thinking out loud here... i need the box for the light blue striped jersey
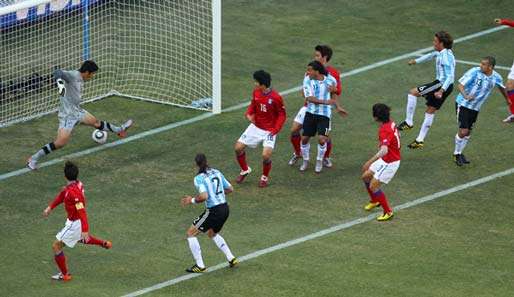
[415,48,455,91]
[303,74,336,118]
[194,168,231,208]
[456,67,505,111]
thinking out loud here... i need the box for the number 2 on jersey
[211,177,223,195]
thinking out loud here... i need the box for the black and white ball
[92,129,108,144]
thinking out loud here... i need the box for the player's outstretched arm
[413,52,436,64]
[498,86,510,105]
[45,190,65,217]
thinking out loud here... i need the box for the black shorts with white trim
[417,80,453,110]
[192,203,229,233]
[302,112,331,137]
[456,103,479,130]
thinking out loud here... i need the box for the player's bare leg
[300,135,311,172]
[399,87,420,131]
[408,106,437,149]
[234,141,251,183]
[186,225,206,273]
[314,135,328,173]
[260,147,273,187]
[207,229,238,267]
[51,240,72,281]
[27,128,71,170]
[289,122,303,166]
[81,112,133,138]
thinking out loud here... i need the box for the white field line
[413,53,511,71]
[0,25,508,182]
[121,166,514,297]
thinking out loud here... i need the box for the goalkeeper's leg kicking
[27,61,133,170]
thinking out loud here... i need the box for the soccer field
[1,1,514,296]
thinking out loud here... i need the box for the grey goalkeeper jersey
[53,69,84,118]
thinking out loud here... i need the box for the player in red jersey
[234,70,286,187]
[361,104,401,221]
[289,44,346,168]
[494,18,514,122]
[43,161,112,281]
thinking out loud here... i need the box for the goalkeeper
[27,61,133,170]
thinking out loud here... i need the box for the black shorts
[193,203,229,233]
[302,112,330,137]
[456,104,479,130]
[417,80,453,110]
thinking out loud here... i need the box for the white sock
[416,113,434,142]
[316,143,327,161]
[461,136,470,153]
[212,234,235,261]
[454,134,464,154]
[301,142,310,161]
[405,94,417,126]
[187,237,205,268]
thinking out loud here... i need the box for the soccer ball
[92,129,108,144]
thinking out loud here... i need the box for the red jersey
[378,121,401,163]
[246,88,286,134]
[49,180,89,232]
[303,65,342,106]
[326,65,342,96]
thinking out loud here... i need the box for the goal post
[0,0,222,128]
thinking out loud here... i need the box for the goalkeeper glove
[56,78,66,96]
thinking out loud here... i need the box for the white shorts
[508,61,514,80]
[294,106,308,124]
[56,219,82,248]
[58,109,87,130]
[238,123,276,149]
[369,159,400,184]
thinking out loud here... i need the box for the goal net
[0,0,221,127]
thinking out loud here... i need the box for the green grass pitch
[1,0,513,296]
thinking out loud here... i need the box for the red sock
[508,90,514,114]
[54,251,68,275]
[374,190,392,213]
[82,235,105,247]
[236,152,248,171]
[364,182,376,202]
[290,133,301,156]
[263,160,272,177]
[324,140,332,158]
